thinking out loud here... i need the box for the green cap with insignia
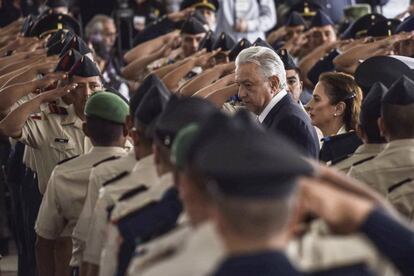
[85,91,129,124]
[171,123,200,169]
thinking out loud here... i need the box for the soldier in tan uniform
[0,55,104,194]
[333,82,388,173]
[79,75,167,276]
[35,91,130,276]
[349,76,414,218]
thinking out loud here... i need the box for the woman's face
[306,82,337,129]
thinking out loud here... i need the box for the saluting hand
[38,83,78,103]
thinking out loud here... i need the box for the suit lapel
[262,94,289,127]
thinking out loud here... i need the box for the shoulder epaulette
[57,155,79,165]
[102,171,129,187]
[352,155,375,167]
[30,114,42,120]
[118,185,148,202]
[93,156,121,167]
[331,154,351,165]
[48,104,68,115]
[388,178,413,194]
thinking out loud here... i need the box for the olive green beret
[85,91,129,124]
[171,123,200,170]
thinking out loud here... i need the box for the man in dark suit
[235,46,320,158]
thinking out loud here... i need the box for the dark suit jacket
[262,94,320,159]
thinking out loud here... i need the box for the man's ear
[268,75,280,93]
[377,117,388,141]
[82,122,89,137]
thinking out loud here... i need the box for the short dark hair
[360,118,386,144]
[86,116,124,145]
[134,121,154,149]
[382,103,414,140]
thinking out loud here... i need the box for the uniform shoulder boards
[57,155,79,165]
[352,155,375,167]
[30,113,42,120]
[118,185,148,202]
[331,154,351,165]
[388,178,413,194]
[102,171,130,187]
[93,155,121,167]
[48,104,68,115]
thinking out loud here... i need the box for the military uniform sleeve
[19,115,47,149]
[360,207,414,276]
[35,169,66,239]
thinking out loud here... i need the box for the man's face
[66,75,103,117]
[101,20,117,51]
[311,25,336,47]
[181,33,206,57]
[285,25,305,41]
[396,38,414,58]
[286,69,302,102]
[200,8,216,29]
[236,63,277,115]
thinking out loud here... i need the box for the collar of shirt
[337,125,347,135]
[354,143,386,155]
[382,139,414,153]
[258,89,287,123]
[132,154,155,171]
[61,104,83,129]
[88,146,127,156]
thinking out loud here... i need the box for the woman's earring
[333,113,337,117]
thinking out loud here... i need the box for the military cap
[252,38,274,50]
[180,0,218,11]
[212,32,236,51]
[228,38,252,61]
[85,91,129,124]
[367,19,401,38]
[154,96,218,148]
[59,35,92,57]
[130,74,161,116]
[343,4,371,22]
[277,49,298,71]
[180,16,206,35]
[396,15,414,33]
[360,82,387,127]
[285,11,307,27]
[179,110,314,198]
[198,30,217,52]
[289,1,322,20]
[341,13,386,39]
[355,56,414,95]
[21,15,35,37]
[47,39,66,56]
[45,0,68,7]
[308,49,340,85]
[310,10,334,28]
[46,29,71,48]
[68,56,101,78]
[383,76,414,105]
[29,13,81,38]
[134,78,171,128]
[54,49,82,72]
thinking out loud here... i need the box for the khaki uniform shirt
[127,215,190,276]
[333,144,386,173]
[98,172,171,274]
[72,151,136,262]
[287,220,398,275]
[35,146,127,266]
[387,178,414,221]
[19,104,92,193]
[348,139,414,197]
[138,221,224,276]
[83,155,158,265]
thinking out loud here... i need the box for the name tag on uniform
[235,0,250,14]
[54,138,69,143]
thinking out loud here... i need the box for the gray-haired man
[235,46,319,158]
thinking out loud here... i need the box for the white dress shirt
[258,90,288,123]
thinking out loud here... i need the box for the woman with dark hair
[307,72,364,163]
